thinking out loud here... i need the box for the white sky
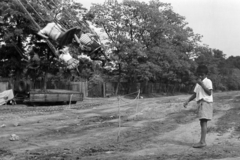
[76,0,240,57]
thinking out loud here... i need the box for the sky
[76,0,240,57]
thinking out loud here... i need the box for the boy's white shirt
[194,77,213,102]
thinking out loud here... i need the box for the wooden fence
[0,82,9,92]
[1,78,194,98]
[89,82,195,97]
[0,78,11,92]
[33,80,88,97]
[70,82,88,97]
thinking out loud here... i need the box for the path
[0,91,240,159]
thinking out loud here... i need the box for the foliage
[0,0,93,86]
[1,0,240,94]
[90,0,200,92]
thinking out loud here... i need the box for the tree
[0,0,31,78]
[0,0,93,91]
[90,0,200,94]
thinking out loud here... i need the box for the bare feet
[192,143,206,148]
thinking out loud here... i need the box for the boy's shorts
[197,100,213,121]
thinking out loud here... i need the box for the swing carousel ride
[4,0,110,104]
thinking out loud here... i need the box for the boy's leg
[193,119,207,148]
[200,119,207,144]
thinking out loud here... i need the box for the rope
[117,90,140,141]
[49,0,77,25]
[117,96,121,142]
[37,0,56,20]
[0,90,142,143]
[68,94,73,109]
[118,90,140,104]
[16,0,58,57]
[135,90,140,119]
[0,100,108,116]
[82,90,140,106]
[39,0,69,31]
[121,91,139,97]
[48,0,110,61]
[25,0,45,22]
[50,0,89,30]
[17,0,41,30]
[0,90,142,127]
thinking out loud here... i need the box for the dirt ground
[1,91,240,160]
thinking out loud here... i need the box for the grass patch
[215,102,240,134]
[167,109,197,124]
[0,148,12,157]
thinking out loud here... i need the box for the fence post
[103,82,106,97]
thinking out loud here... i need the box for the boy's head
[196,64,208,80]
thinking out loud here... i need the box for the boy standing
[183,64,213,148]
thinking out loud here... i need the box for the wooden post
[135,89,140,120]
[103,82,106,98]
[117,96,121,142]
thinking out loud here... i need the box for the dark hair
[196,64,209,75]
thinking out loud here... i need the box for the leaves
[1,0,239,93]
[89,0,200,86]
[0,0,90,81]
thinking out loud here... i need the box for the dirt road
[1,91,240,160]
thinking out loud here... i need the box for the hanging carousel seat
[38,22,81,47]
[0,89,15,105]
[58,27,82,47]
[77,33,103,55]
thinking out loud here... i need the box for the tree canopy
[90,0,200,86]
[0,0,240,93]
[0,0,93,83]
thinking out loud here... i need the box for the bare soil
[1,91,240,160]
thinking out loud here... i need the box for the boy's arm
[183,93,196,108]
[196,79,212,96]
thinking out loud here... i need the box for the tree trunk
[143,80,149,94]
[43,72,47,92]
[172,84,176,94]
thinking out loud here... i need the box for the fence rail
[1,78,194,98]
[33,80,88,97]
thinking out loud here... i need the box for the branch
[101,23,116,44]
